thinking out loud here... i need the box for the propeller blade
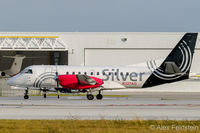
[55,71,59,88]
[57,79,59,88]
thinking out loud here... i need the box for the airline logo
[152,40,192,80]
[102,69,145,81]
[142,33,197,88]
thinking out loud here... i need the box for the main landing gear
[96,90,103,100]
[86,90,103,100]
[87,94,94,100]
[24,88,29,99]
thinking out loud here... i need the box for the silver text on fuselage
[102,69,145,81]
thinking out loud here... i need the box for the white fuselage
[7,60,162,90]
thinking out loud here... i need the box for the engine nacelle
[1,72,6,76]
[58,75,103,89]
[58,75,79,89]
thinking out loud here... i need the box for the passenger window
[97,72,99,75]
[78,72,81,74]
[72,72,75,75]
[91,72,93,75]
[84,72,87,75]
[120,72,123,75]
[126,72,129,75]
[66,72,69,75]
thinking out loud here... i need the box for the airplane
[0,54,25,78]
[7,33,198,100]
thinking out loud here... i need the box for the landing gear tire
[24,88,29,99]
[87,94,94,100]
[24,95,29,99]
[96,94,103,100]
[44,93,46,98]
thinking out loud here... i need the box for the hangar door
[84,48,171,66]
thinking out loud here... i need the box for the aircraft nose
[7,78,15,86]
[7,76,19,86]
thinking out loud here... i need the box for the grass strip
[0,120,199,133]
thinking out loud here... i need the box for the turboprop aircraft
[0,54,25,78]
[7,33,198,100]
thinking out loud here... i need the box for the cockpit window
[26,69,32,74]
[21,69,33,74]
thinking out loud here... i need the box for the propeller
[55,66,61,99]
[55,71,59,88]
[53,65,60,89]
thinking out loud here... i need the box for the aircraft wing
[102,81,126,90]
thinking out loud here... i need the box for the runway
[0,92,200,120]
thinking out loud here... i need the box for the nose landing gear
[24,88,29,99]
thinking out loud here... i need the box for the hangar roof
[0,36,67,51]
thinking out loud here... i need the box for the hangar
[0,32,200,96]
